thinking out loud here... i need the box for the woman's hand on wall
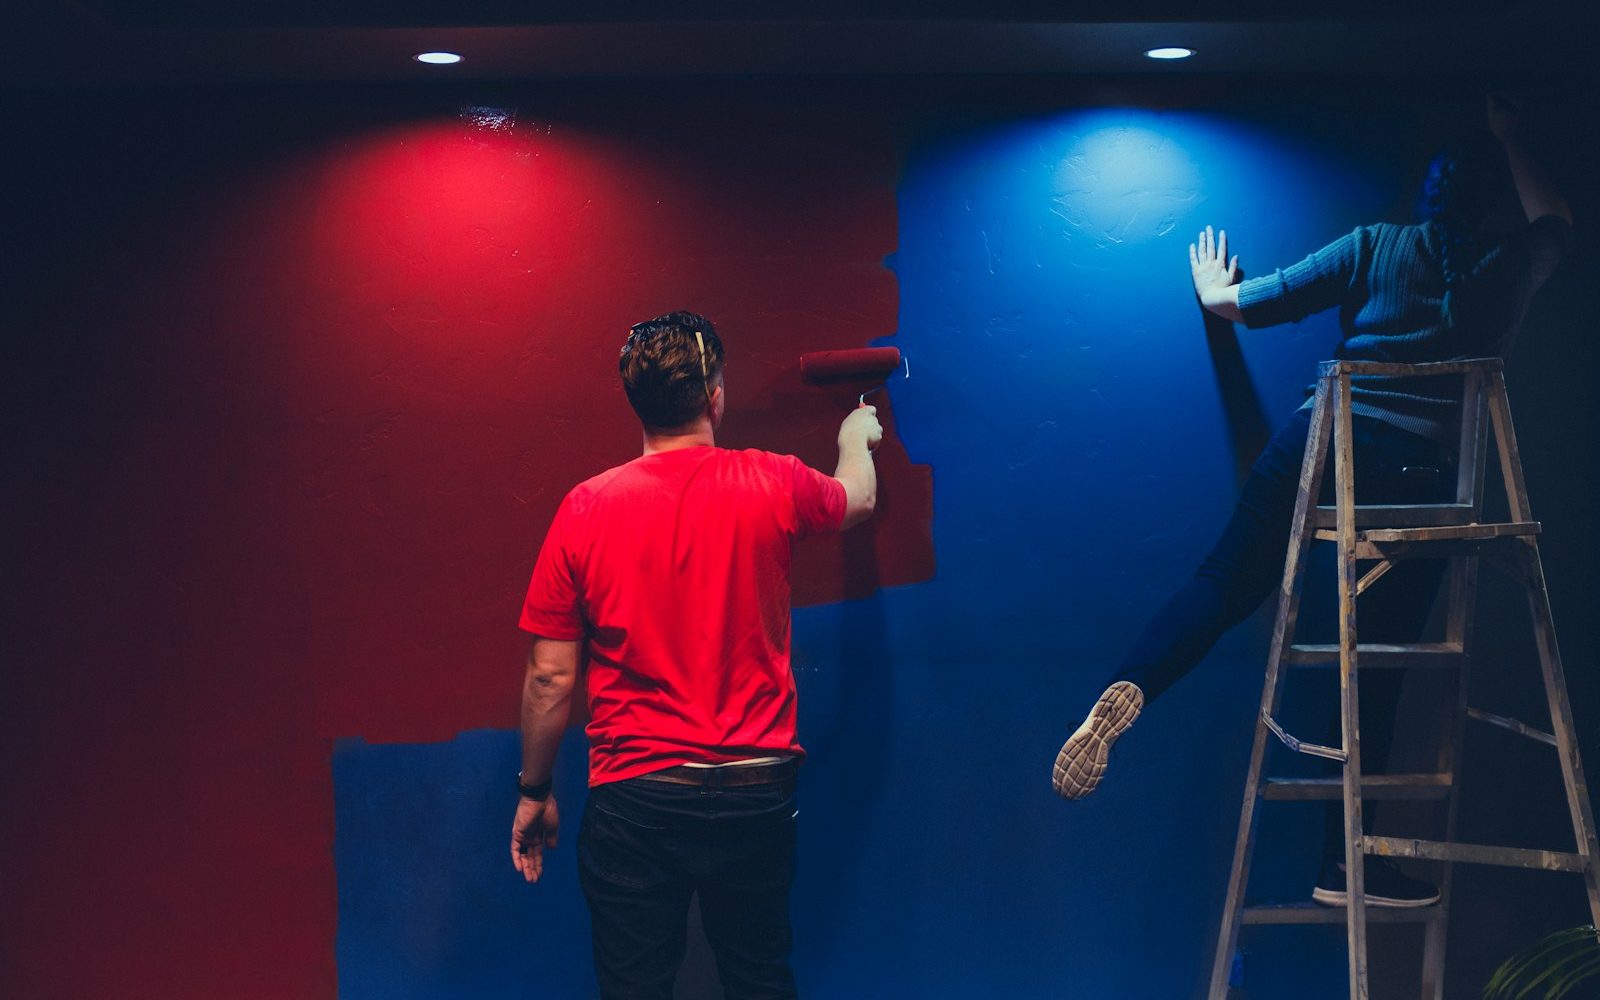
[1190,225,1244,323]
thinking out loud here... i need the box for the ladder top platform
[1317,358,1503,378]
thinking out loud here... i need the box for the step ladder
[1207,358,1600,999]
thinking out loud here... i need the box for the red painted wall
[2,89,931,998]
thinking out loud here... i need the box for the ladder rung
[1285,642,1464,669]
[1365,836,1590,874]
[1466,706,1557,747]
[1261,774,1453,801]
[1313,504,1478,529]
[1241,902,1441,925]
[1314,522,1540,545]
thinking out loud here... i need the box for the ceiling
[57,1,1528,28]
[5,0,1594,86]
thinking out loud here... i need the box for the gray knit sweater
[1237,215,1571,442]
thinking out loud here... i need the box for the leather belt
[637,758,799,787]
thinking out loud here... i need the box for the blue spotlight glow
[1144,47,1194,60]
[414,51,463,65]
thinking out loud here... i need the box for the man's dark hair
[619,311,725,429]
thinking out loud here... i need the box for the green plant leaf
[1514,948,1594,1000]
[1485,926,1600,1000]
[1546,954,1600,1000]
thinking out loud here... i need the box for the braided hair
[1416,135,1509,332]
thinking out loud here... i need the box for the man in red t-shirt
[511,310,881,999]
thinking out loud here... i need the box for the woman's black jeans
[578,773,800,1000]
[1111,407,1456,864]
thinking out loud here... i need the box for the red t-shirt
[519,446,847,786]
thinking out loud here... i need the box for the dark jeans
[1111,407,1455,862]
[578,774,800,1000]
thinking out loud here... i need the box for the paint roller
[799,347,910,404]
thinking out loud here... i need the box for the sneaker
[1312,858,1440,908]
[1052,681,1144,800]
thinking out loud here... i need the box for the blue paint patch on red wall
[333,728,596,998]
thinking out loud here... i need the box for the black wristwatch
[518,773,553,801]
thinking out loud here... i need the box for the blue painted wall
[334,729,596,998]
[791,105,1413,998]
[333,101,1474,997]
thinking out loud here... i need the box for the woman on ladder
[1052,92,1572,908]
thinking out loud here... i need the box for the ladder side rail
[1333,371,1372,1000]
[1456,369,1490,514]
[1486,371,1532,523]
[1518,543,1600,925]
[1491,371,1600,922]
[1421,552,1480,998]
[1206,379,1337,999]
[1424,367,1490,998]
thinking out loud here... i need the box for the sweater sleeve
[1237,226,1369,329]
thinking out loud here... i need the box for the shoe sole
[1310,887,1440,909]
[1052,682,1143,800]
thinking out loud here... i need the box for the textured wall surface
[1,89,930,999]
[789,104,1404,997]
[4,82,1597,1000]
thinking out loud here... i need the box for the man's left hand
[511,794,560,883]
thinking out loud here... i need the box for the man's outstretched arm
[834,404,883,530]
[511,635,580,883]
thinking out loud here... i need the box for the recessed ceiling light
[1144,47,1194,60]
[414,52,463,65]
